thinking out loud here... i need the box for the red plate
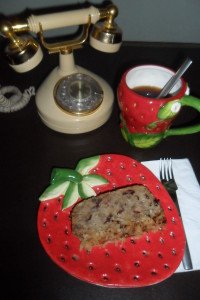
[37,154,185,287]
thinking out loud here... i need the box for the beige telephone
[0,3,122,133]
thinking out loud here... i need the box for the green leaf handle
[165,95,200,137]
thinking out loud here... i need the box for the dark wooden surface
[1,42,200,300]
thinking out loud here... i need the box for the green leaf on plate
[51,168,82,184]
[82,174,108,186]
[78,182,97,199]
[76,156,100,175]
[62,182,79,210]
[39,181,69,201]
[39,155,109,210]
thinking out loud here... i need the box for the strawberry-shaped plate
[37,154,185,288]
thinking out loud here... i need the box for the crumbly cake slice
[71,184,166,251]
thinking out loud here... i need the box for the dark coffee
[132,86,172,99]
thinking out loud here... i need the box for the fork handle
[183,239,193,270]
[170,191,193,270]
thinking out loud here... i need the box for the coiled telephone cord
[0,85,35,113]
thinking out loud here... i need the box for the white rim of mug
[125,64,183,96]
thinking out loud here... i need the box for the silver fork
[159,158,193,270]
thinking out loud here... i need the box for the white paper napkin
[142,159,200,273]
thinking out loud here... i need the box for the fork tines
[159,158,174,181]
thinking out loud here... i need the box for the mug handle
[165,95,200,137]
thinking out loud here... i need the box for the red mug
[117,64,200,148]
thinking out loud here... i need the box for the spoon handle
[157,58,192,99]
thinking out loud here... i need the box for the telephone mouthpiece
[5,36,43,73]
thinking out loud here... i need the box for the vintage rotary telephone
[0,3,122,133]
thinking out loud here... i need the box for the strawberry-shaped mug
[117,64,200,148]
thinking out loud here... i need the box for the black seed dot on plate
[60,255,66,262]
[72,254,79,261]
[142,250,148,256]
[172,248,177,255]
[151,270,157,276]
[102,274,109,281]
[170,231,175,238]
[164,264,170,270]
[120,163,125,169]
[43,205,48,212]
[126,176,132,182]
[65,228,69,235]
[47,235,52,244]
[130,238,136,244]
[88,264,94,271]
[115,265,121,272]
[121,247,126,253]
[133,275,139,281]
[58,197,62,203]
[64,243,69,250]
[168,206,172,211]
[42,221,47,228]
[159,237,165,244]
[134,261,140,268]
[105,252,110,257]
[54,213,58,220]
[158,252,163,259]
[171,217,176,224]
[146,236,151,243]
[106,170,112,176]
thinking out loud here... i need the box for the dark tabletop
[1,42,200,300]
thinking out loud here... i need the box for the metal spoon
[156,57,192,99]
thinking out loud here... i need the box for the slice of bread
[71,184,166,251]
